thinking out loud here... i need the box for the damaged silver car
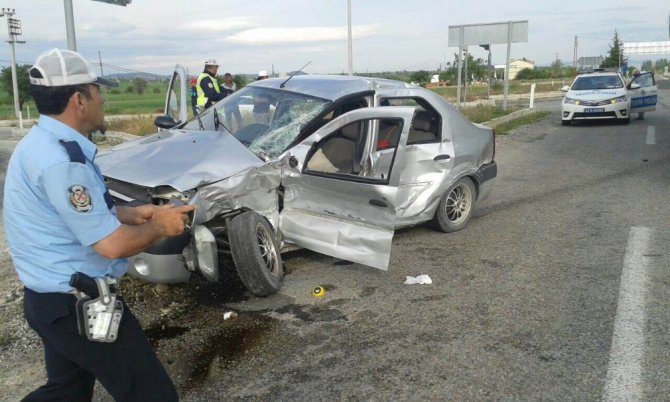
[97,65,497,296]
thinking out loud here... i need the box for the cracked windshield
[183,87,329,160]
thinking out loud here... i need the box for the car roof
[246,74,417,100]
[575,71,621,78]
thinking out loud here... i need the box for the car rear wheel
[433,177,477,233]
[229,212,283,296]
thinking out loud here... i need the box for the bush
[153,87,160,94]
[110,89,121,95]
[106,116,157,136]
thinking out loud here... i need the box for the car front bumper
[129,252,191,283]
[562,102,629,121]
[127,224,221,284]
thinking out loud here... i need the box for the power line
[92,62,165,78]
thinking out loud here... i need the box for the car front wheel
[433,177,477,233]
[229,212,283,296]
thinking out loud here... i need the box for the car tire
[229,212,283,296]
[433,177,477,233]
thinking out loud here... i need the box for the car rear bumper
[475,161,497,202]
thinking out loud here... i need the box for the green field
[0,79,169,119]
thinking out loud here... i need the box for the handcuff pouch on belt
[70,273,123,343]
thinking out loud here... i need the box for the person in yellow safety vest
[196,59,226,112]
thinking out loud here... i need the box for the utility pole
[463,48,468,102]
[573,36,578,69]
[1,8,25,127]
[347,0,353,76]
[64,1,132,51]
[63,0,76,50]
[98,51,104,76]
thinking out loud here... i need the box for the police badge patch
[68,184,93,213]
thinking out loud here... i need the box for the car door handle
[434,154,451,161]
[369,199,388,208]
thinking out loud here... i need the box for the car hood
[97,129,263,192]
[567,88,626,101]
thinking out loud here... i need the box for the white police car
[561,71,657,125]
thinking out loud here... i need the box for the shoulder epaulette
[58,140,86,164]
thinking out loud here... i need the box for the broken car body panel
[280,107,415,270]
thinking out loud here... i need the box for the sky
[1,0,669,77]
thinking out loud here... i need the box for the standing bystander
[221,72,243,130]
[196,59,226,113]
[253,70,272,125]
[4,48,194,401]
[189,78,198,117]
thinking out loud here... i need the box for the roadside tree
[440,54,486,83]
[131,78,148,95]
[410,70,431,86]
[0,65,32,111]
[601,30,627,69]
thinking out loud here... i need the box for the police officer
[4,48,194,401]
[196,58,226,113]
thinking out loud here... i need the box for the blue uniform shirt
[4,115,125,293]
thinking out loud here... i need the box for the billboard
[623,41,670,55]
[448,21,528,47]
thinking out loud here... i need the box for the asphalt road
[0,86,668,401]
[177,88,668,400]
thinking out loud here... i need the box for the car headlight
[610,95,627,104]
[563,97,580,105]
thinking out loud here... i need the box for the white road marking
[646,126,656,145]
[603,227,653,401]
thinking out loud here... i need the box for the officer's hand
[153,205,195,237]
[131,204,159,224]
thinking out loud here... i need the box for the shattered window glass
[182,87,329,160]
[249,95,327,159]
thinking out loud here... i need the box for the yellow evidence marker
[312,286,326,298]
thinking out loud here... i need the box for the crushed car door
[628,72,657,114]
[280,107,415,270]
[162,64,188,128]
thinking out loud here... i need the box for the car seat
[408,111,438,143]
[320,121,361,174]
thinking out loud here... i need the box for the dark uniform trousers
[22,288,178,402]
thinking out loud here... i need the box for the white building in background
[495,58,535,79]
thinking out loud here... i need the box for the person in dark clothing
[189,78,198,117]
[196,59,226,112]
[253,70,273,124]
[220,72,243,130]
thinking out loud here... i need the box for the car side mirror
[288,155,298,168]
[628,83,641,90]
[154,115,179,129]
[560,85,570,92]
